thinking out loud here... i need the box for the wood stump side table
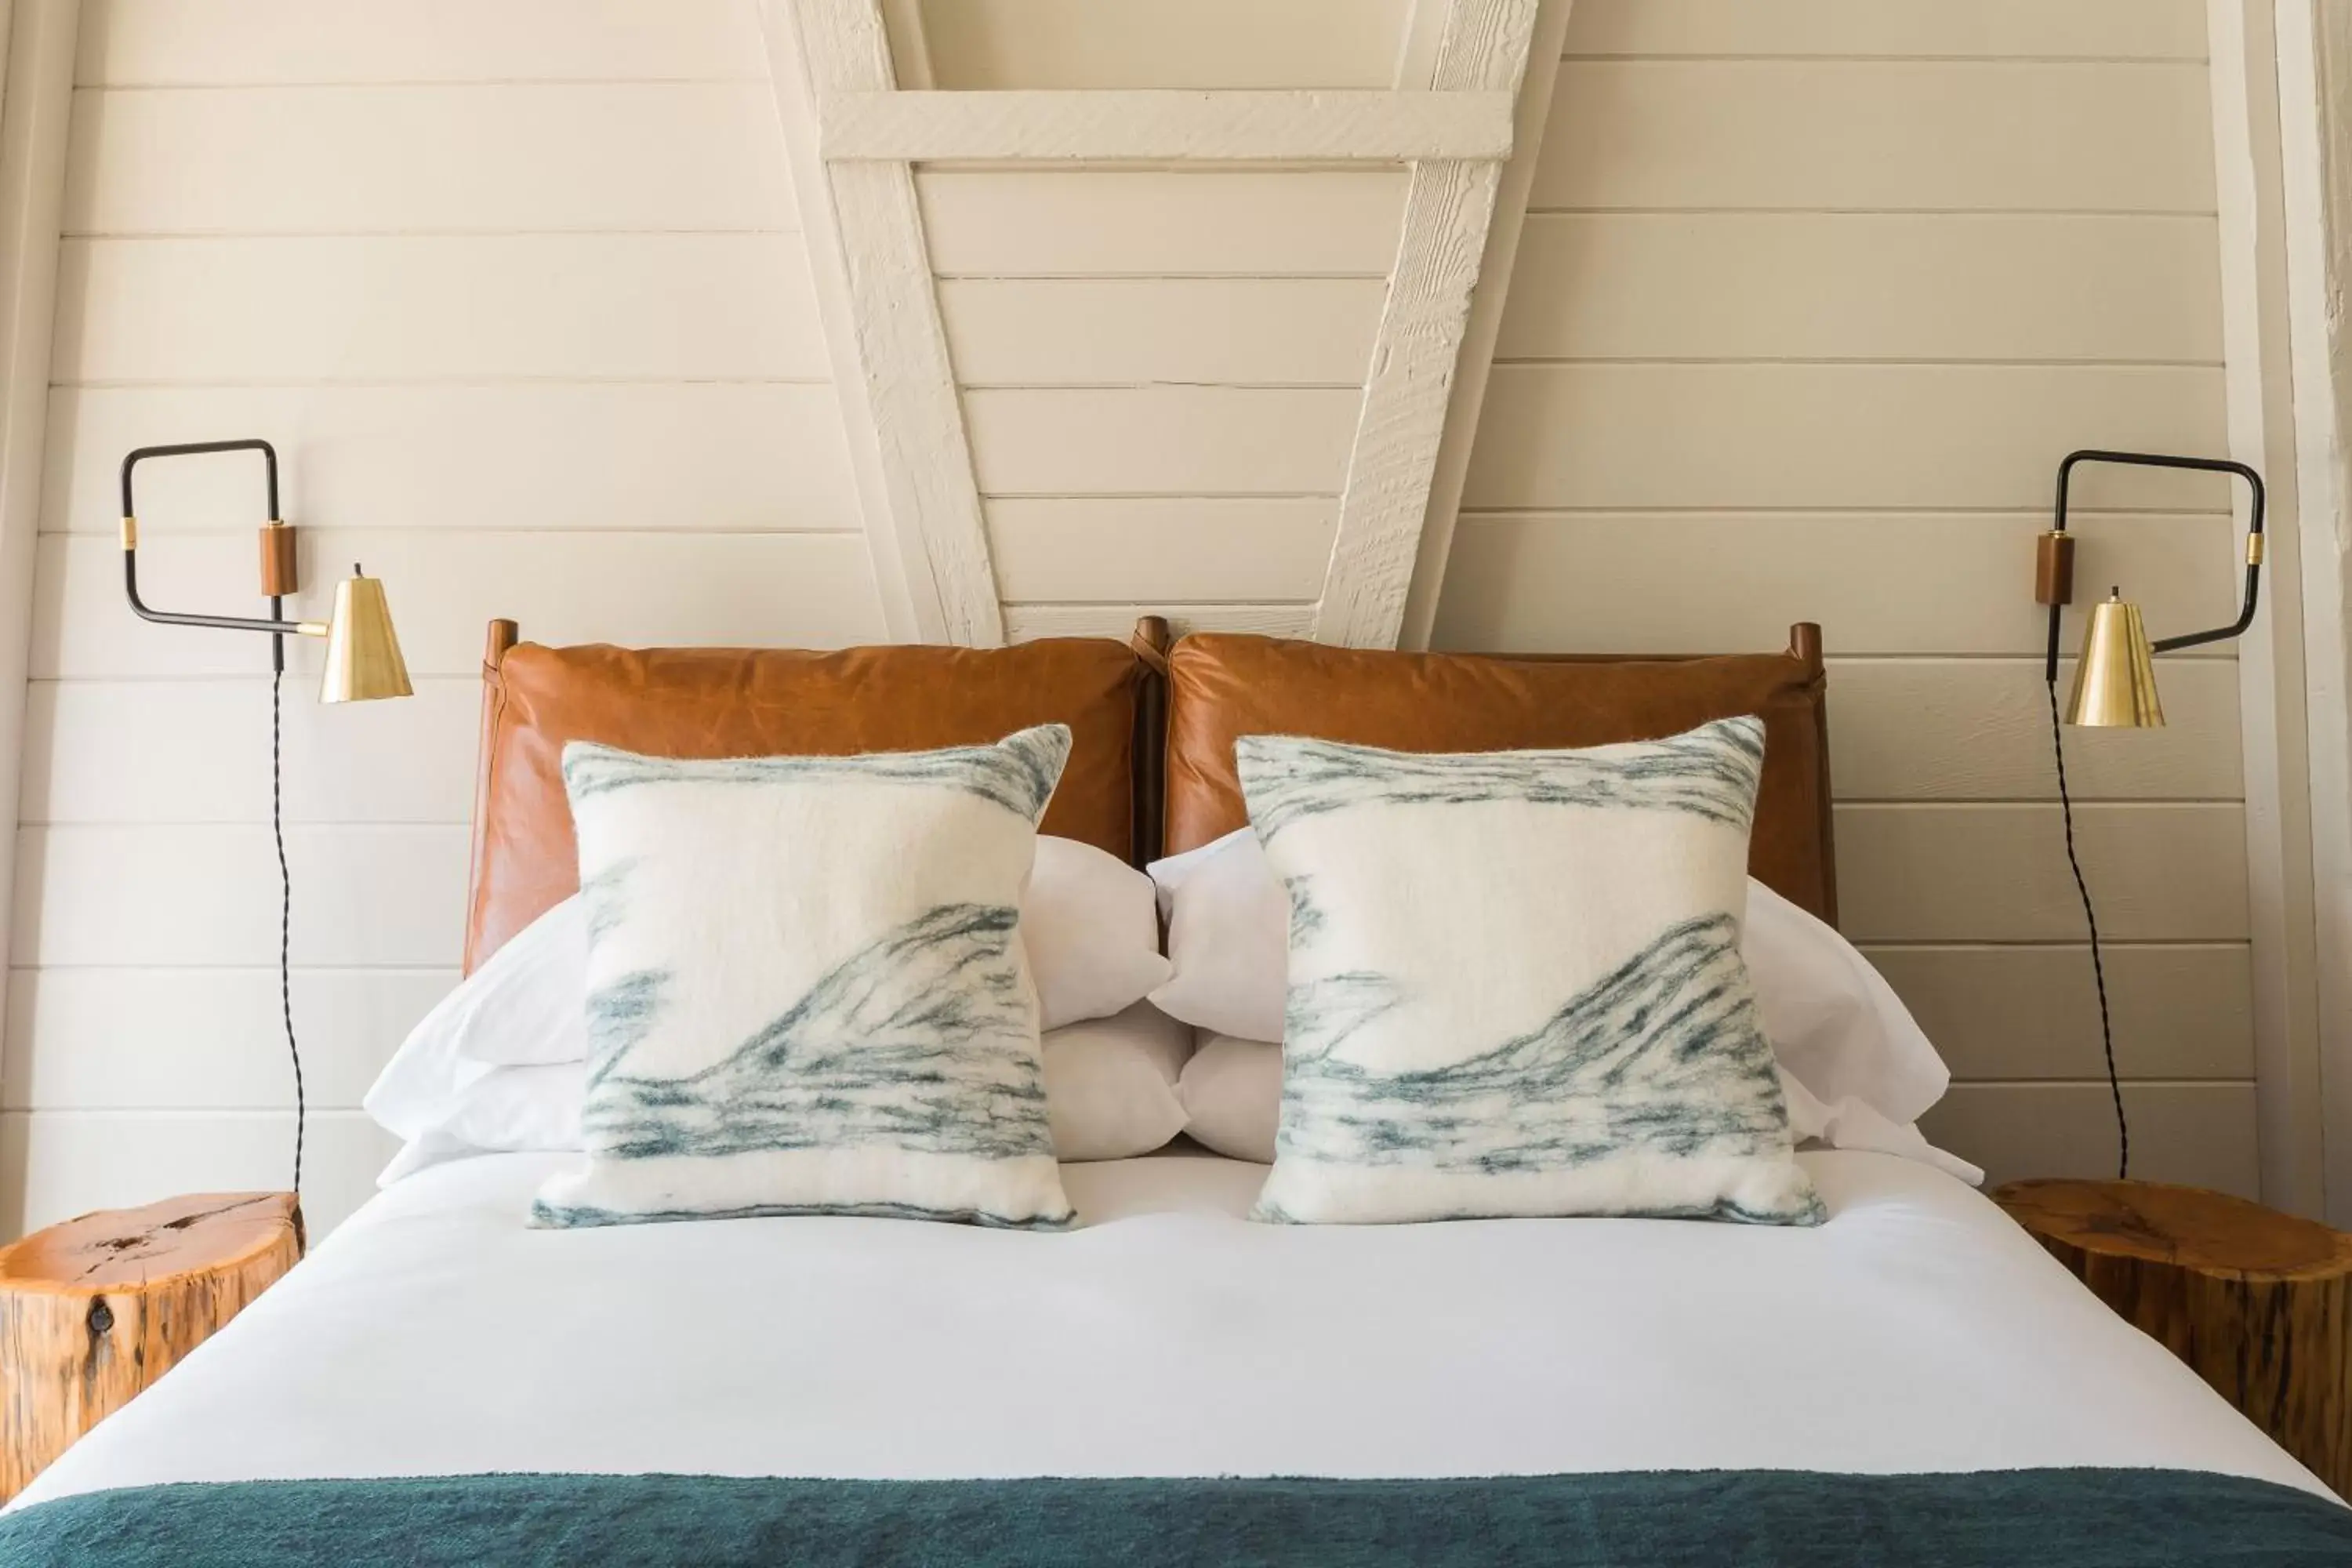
[1994,1178,2352,1497]
[0,1192,302,1501]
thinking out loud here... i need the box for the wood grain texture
[1994,1178,2352,1497]
[65,85,794,234]
[918,169,1405,278]
[1316,0,1535,648]
[916,0,1411,89]
[818,88,1517,162]
[1532,60,2217,212]
[0,1191,299,1501]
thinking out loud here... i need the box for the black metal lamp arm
[120,440,323,666]
[2043,448,2265,683]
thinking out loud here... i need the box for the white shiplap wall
[4,0,2256,1232]
[5,0,885,1235]
[1432,0,2252,1191]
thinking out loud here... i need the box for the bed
[3,621,2347,1566]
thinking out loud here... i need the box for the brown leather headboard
[1162,625,1839,925]
[463,623,1149,972]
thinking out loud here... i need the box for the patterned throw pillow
[531,725,1077,1230]
[1236,717,1822,1227]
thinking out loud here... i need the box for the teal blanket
[2,1468,2345,1566]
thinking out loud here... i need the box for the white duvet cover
[13,1149,2325,1510]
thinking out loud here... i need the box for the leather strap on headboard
[1129,615,1173,866]
[463,626,1150,972]
[1160,625,1840,925]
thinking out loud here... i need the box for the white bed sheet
[14,1149,2325,1510]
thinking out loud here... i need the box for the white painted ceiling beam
[818,88,1516,163]
[774,0,1550,649]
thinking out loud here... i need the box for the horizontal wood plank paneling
[22,677,480,826]
[77,0,767,85]
[1532,61,2217,212]
[1835,803,2249,943]
[0,1110,398,1239]
[67,85,793,234]
[1499,214,2221,362]
[1464,365,2229,510]
[1002,602,1316,641]
[1564,0,2209,61]
[1829,658,2244,801]
[54,236,826,385]
[916,0,1409,89]
[989,499,1334,602]
[14,824,470,968]
[1867,943,2253,1081]
[1434,513,2239,655]
[33,531,884,681]
[919,169,1406,278]
[964,387,1359,496]
[1921,1083,2259,1197]
[5,967,456,1108]
[44,384,860,534]
[940,278,1382,387]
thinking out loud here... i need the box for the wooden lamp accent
[1996,1179,2352,1497]
[0,1192,302,1501]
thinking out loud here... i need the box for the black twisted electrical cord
[2047,677,2126,1180]
[274,665,305,1195]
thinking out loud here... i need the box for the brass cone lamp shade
[318,571,412,704]
[2066,590,2165,728]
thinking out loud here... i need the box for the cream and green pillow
[531,725,1076,1230]
[1237,717,1821,1227]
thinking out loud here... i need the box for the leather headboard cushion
[1163,633,1838,924]
[466,638,1144,972]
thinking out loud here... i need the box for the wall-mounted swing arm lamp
[121,437,412,702]
[2031,448,2265,1186]
[2037,447,2265,728]
[118,437,414,1210]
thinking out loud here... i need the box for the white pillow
[532,727,1076,1229]
[368,837,1170,1142]
[1146,829,1291,1041]
[362,894,590,1141]
[1149,826,1956,1141]
[380,1008,1192,1183]
[1178,1037,1987,1185]
[1236,720,1821,1225]
[1042,1003,1192,1162]
[1026,837,1173,1031]
[376,1062,584,1186]
[1177,1033,1279,1164]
